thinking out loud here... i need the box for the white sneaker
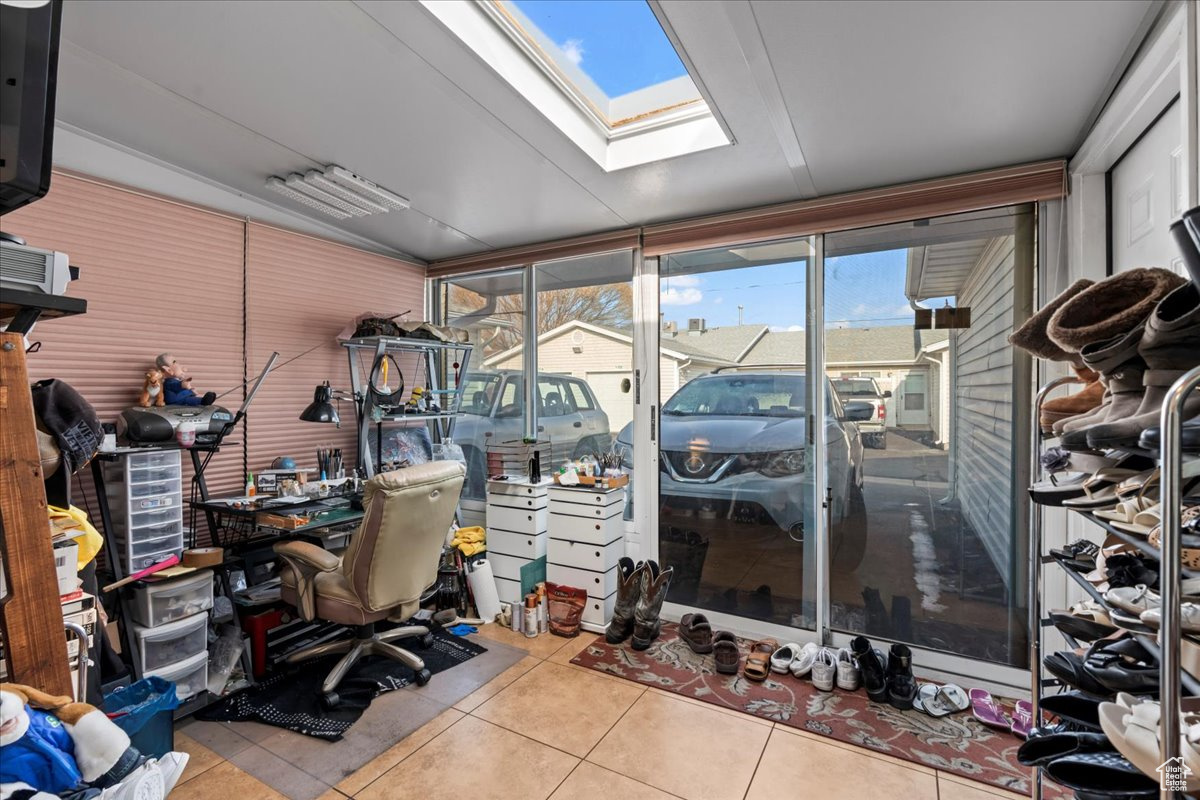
[788,642,822,678]
[156,752,190,795]
[98,759,164,800]
[811,647,837,691]
[835,647,861,690]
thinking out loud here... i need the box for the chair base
[286,623,431,695]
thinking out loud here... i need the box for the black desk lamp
[300,382,341,425]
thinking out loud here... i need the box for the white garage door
[586,370,633,434]
[1110,101,1187,276]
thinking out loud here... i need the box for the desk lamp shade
[300,382,339,424]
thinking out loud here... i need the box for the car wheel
[831,482,868,573]
[873,432,887,450]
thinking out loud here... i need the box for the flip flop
[913,683,969,717]
[969,688,1011,730]
[1010,699,1034,738]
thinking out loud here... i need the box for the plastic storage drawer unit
[133,612,208,673]
[146,650,208,701]
[131,570,213,627]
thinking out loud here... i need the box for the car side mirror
[883,390,893,398]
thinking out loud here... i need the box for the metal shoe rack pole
[1028,375,1083,800]
[1159,364,1200,800]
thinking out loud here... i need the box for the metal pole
[1028,375,1081,800]
[1159,365,1200,800]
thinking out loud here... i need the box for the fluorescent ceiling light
[265,177,352,220]
[285,173,372,217]
[265,165,409,221]
[324,166,410,211]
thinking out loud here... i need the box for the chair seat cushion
[280,568,391,626]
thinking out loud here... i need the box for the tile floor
[172,625,1028,800]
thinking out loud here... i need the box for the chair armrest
[273,541,340,572]
[273,541,340,621]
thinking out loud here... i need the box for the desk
[189,495,364,549]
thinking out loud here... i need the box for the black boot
[851,635,888,703]
[631,560,673,650]
[606,558,644,644]
[885,644,917,710]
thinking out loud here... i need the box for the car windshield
[460,374,501,415]
[662,374,807,417]
[833,379,878,397]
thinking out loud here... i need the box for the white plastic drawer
[548,486,624,508]
[124,544,183,572]
[128,506,181,527]
[549,537,623,573]
[131,570,213,627]
[581,592,616,627]
[126,451,181,470]
[146,650,207,700]
[547,563,618,598]
[133,612,208,672]
[487,552,533,582]
[547,512,622,546]
[486,480,549,499]
[126,466,181,483]
[129,478,181,499]
[495,576,523,604]
[130,534,183,559]
[547,500,623,521]
[487,505,547,534]
[127,519,183,541]
[486,491,548,511]
[486,529,546,559]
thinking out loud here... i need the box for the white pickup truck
[831,377,891,449]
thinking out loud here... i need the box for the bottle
[246,472,256,497]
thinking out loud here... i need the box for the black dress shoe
[1040,691,1103,731]
[1044,652,1111,696]
[1138,418,1200,452]
[1081,637,1159,695]
[1042,751,1159,797]
[1016,731,1112,766]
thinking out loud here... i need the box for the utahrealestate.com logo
[1157,756,1193,791]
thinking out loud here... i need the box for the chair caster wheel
[414,668,432,686]
[419,633,435,649]
[320,691,340,710]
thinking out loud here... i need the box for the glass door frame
[640,236,1033,697]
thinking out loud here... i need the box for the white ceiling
[50,0,1153,262]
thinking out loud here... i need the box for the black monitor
[0,0,62,215]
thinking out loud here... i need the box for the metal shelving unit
[1028,367,1200,800]
[342,336,473,477]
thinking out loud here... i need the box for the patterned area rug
[572,623,1057,797]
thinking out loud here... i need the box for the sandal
[1010,699,1034,738]
[712,631,740,675]
[913,683,969,717]
[968,688,1011,730]
[1049,600,1118,641]
[679,613,714,654]
[743,638,776,681]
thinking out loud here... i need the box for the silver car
[453,370,612,498]
[617,370,868,570]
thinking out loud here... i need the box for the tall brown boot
[631,561,673,651]
[606,558,644,644]
[1040,366,1104,433]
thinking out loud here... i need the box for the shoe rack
[1027,345,1200,800]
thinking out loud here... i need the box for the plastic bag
[546,582,587,637]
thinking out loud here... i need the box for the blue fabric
[0,707,82,794]
[163,377,201,406]
[447,624,478,636]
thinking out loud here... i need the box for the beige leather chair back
[340,461,465,613]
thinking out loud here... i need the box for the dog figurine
[138,369,165,408]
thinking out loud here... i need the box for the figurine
[155,353,215,407]
[407,386,427,413]
[137,368,165,408]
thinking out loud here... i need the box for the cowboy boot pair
[605,558,674,650]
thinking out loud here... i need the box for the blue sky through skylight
[511,0,689,98]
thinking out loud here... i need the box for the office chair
[274,461,465,708]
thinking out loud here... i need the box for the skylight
[422,0,731,171]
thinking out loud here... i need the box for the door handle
[573,421,582,428]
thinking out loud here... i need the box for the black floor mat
[197,629,486,740]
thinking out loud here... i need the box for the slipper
[743,638,777,682]
[913,683,968,717]
[679,613,714,654]
[1010,699,1034,738]
[769,642,803,674]
[1111,504,1162,537]
[1099,695,1199,792]
[968,688,1011,730]
[1095,495,1157,524]
[712,631,740,675]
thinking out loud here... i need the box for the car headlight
[754,449,807,477]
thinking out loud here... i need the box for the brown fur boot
[1009,278,1094,365]
[1040,366,1104,432]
